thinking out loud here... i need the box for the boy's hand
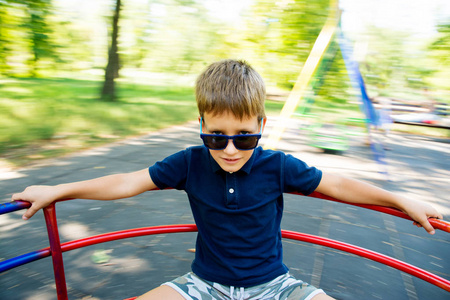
[401,198,443,235]
[12,185,59,220]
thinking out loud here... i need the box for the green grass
[0,74,202,167]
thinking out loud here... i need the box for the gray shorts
[163,272,325,300]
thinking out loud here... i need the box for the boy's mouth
[223,157,240,164]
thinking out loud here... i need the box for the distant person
[424,87,449,117]
[422,87,437,113]
[375,96,393,149]
[12,59,442,300]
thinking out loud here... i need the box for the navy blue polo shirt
[149,145,322,287]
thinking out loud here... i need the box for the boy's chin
[219,164,243,173]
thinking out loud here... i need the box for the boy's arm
[315,172,443,234]
[12,168,156,220]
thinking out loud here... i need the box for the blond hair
[196,59,266,121]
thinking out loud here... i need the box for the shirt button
[229,188,234,194]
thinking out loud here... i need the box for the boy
[12,59,442,300]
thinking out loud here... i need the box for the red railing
[1,192,449,300]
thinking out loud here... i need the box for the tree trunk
[101,0,121,101]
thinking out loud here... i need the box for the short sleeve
[148,150,188,190]
[283,154,322,195]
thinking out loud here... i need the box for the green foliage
[0,75,197,163]
[119,0,226,75]
[429,23,450,65]
[244,0,330,89]
[25,0,56,75]
[427,23,450,98]
[1,0,448,165]
[0,0,448,98]
[352,23,450,103]
[0,0,56,77]
[0,1,24,75]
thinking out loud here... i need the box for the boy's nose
[223,139,238,154]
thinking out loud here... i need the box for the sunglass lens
[204,136,227,149]
[234,136,258,150]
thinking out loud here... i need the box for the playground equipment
[264,0,340,151]
[264,0,392,177]
[1,191,449,300]
[306,122,350,153]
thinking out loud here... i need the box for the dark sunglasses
[200,118,263,150]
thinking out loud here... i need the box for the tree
[25,0,55,77]
[101,0,121,101]
[0,0,55,77]
[0,2,13,75]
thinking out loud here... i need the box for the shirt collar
[207,146,261,175]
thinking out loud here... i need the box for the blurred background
[1,2,450,299]
[0,0,449,169]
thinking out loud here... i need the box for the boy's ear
[198,116,204,132]
[262,117,267,131]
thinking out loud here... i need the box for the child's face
[200,111,265,173]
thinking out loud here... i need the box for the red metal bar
[3,221,450,294]
[43,204,68,300]
[4,196,449,233]
[47,224,449,293]
[61,224,198,251]
[3,191,450,299]
[281,229,450,292]
[307,191,450,233]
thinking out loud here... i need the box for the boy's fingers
[12,191,39,220]
[419,218,435,235]
[11,193,32,220]
[22,203,40,220]
[422,208,443,234]
[22,208,36,220]
[11,192,22,201]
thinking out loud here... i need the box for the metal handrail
[1,192,449,299]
